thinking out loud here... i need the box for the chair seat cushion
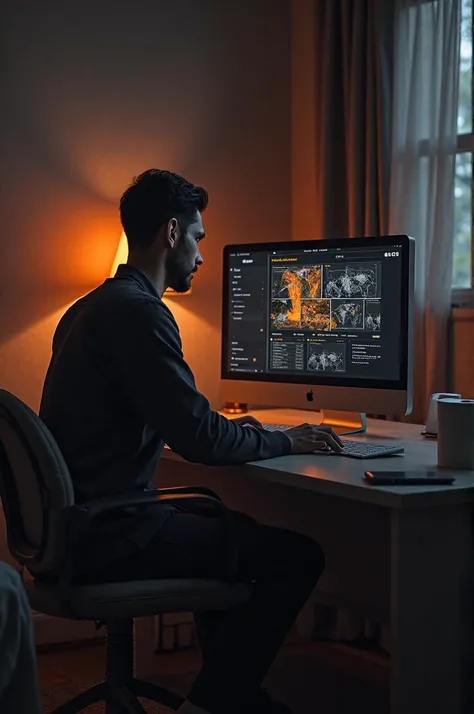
[23,570,253,620]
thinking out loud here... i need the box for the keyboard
[261,424,404,459]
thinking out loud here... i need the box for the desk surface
[163,408,474,509]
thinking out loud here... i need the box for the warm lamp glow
[110,232,129,276]
[110,232,189,295]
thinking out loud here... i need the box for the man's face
[165,211,205,293]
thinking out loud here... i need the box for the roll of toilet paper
[437,398,474,470]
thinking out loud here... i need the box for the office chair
[0,389,252,713]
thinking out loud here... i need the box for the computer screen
[221,236,413,393]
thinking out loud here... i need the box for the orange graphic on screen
[271,265,329,330]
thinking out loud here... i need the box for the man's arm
[109,299,291,465]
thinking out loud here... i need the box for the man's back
[40,266,166,503]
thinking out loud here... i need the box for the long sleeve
[110,299,291,466]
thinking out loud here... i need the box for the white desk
[157,409,474,714]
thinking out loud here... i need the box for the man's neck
[126,255,167,298]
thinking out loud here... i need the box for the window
[453,0,474,290]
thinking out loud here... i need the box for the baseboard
[33,612,105,647]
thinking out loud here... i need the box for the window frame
[452,0,474,304]
[418,137,474,305]
[451,133,474,304]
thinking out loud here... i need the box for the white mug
[422,392,461,437]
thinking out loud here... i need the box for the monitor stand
[319,410,367,436]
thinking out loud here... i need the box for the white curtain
[389,0,461,423]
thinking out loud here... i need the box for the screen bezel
[221,235,412,391]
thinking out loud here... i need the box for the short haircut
[119,169,208,250]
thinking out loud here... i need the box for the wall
[291,0,319,240]
[451,308,474,398]
[0,0,291,413]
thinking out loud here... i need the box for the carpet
[40,646,389,713]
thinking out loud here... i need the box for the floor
[37,640,390,713]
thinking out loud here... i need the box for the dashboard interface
[222,239,408,387]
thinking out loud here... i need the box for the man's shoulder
[72,278,173,317]
[56,279,178,343]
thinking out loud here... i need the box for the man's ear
[166,218,179,248]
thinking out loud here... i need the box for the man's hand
[283,423,343,454]
[232,415,263,429]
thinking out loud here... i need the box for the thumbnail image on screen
[330,299,364,330]
[272,265,322,300]
[323,264,379,299]
[301,299,333,330]
[270,298,300,329]
[364,299,381,331]
[270,297,333,331]
[307,342,346,373]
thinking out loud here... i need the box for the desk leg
[390,505,474,714]
[134,616,157,680]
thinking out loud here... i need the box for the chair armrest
[61,486,238,580]
[155,485,222,500]
[64,489,225,538]
[81,488,221,516]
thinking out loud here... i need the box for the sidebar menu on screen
[227,253,268,373]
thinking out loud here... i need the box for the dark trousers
[84,507,325,712]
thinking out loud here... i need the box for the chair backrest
[0,389,74,574]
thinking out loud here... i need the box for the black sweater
[40,265,290,555]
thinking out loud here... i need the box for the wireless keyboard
[261,424,404,459]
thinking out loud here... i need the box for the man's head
[120,169,208,293]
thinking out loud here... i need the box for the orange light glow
[110,231,129,276]
[110,232,190,295]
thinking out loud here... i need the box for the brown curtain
[312,0,394,239]
[308,3,398,645]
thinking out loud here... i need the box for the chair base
[48,618,185,713]
[49,677,185,713]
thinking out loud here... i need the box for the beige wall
[0,0,291,414]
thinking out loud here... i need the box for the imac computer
[220,235,414,435]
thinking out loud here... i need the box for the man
[0,563,42,714]
[40,169,342,714]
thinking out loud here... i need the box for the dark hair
[119,169,208,250]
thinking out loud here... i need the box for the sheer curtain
[389,0,461,423]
